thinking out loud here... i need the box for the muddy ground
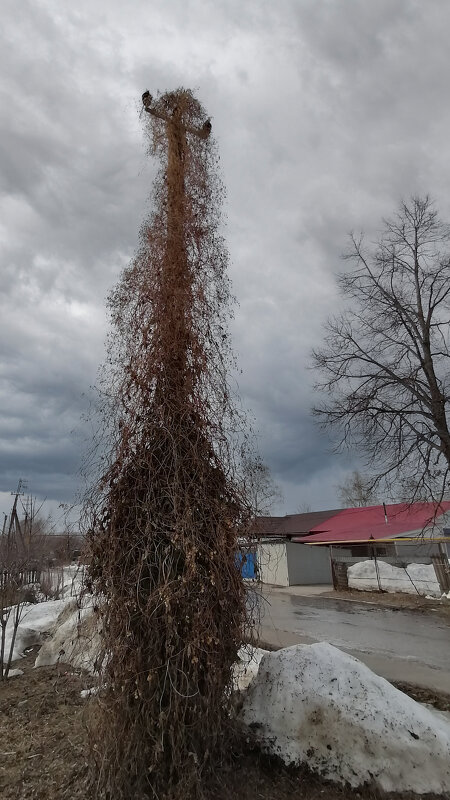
[0,650,88,800]
[324,589,450,621]
[1,648,448,800]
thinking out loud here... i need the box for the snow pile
[36,614,265,683]
[233,645,269,692]
[240,643,450,794]
[80,686,99,699]
[2,598,71,662]
[348,560,441,597]
[60,565,84,598]
[7,668,24,678]
[36,565,84,600]
[35,596,102,674]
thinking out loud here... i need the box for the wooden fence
[331,561,349,591]
[0,568,41,590]
[330,546,450,595]
[431,554,450,593]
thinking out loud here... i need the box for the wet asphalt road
[254,590,450,692]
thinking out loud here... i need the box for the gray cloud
[2,0,450,520]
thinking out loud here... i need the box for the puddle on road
[288,596,400,616]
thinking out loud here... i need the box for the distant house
[289,502,450,556]
[41,532,85,565]
[252,511,341,587]
[253,502,450,587]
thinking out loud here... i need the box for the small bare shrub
[0,574,27,679]
[21,585,38,604]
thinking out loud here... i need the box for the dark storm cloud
[2,0,450,519]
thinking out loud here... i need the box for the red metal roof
[291,501,450,544]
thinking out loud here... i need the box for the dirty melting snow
[2,566,87,666]
[35,605,268,683]
[3,598,71,663]
[348,559,441,597]
[34,597,101,673]
[234,645,269,691]
[240,642,450,794]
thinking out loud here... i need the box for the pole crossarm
[142,90,212,139]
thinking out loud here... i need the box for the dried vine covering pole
[86,89,253,800]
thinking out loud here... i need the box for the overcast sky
[2,0,450,526]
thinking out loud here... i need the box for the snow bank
[36,615,265,682]
[3,598,72,663]
[35,596,101,674]
[348,560,441,597]
[240,642,450,794]
[61,565,85,598]
[233,645,269,692]
[1,566,86,666]
[36,565,84,600]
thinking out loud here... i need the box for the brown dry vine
[84,89,255,800]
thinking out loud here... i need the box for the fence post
[372,545,383,592]
[432,550,450,594]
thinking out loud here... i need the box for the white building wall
[257,541,289,587]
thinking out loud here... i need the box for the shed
[256,538,332,587]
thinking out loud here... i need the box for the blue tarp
[236,550,256,579]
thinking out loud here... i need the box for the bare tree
[313,197,450,504]
[242,454,283,515]
[337,470,378,508]
[0,491,44,679]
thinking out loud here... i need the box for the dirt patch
[0,649,90,799]
[209,751,444,800]
[0,652,448,799]
[323,588,450,620]
[391,682,450,713]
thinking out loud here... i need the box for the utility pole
[7,479,26,551]
[142,91,211,406]
[21,494,36,553]
[87,89,251,799]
